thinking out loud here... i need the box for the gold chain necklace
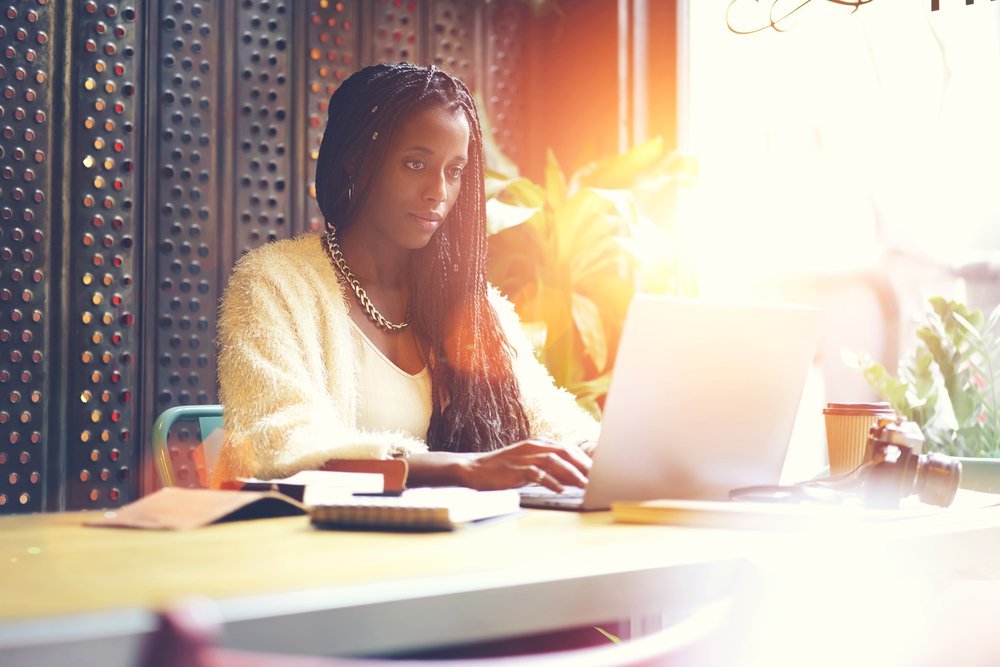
[323,230,410,332]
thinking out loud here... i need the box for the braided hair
[315,63,532,453]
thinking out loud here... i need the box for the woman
[213,63,599,491]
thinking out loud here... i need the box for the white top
[214,234,598,483]
[348,319,432,440]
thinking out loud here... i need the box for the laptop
[520,294,821,511]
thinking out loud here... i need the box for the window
[682,2,1000,307]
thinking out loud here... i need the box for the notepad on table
[310,487,521,531]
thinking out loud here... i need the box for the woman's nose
[423,171,448,204]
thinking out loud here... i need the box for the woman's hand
[458,439,592,492]
[405,440,592,492]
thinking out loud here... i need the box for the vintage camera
[859,418,962,509]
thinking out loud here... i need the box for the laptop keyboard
[518,485,586,508]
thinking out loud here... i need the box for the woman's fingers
[509,439,592,477]
[525,452,588,488]
[518,465,564,493]
[463,439,593,492]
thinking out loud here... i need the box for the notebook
[310,487,521,531]
[520,294,821,511]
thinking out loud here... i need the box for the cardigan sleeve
[212,241,427,485]
[488,287,602,445]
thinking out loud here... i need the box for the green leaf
[589,187,640,226]
[953,311,982,343]
[484,173,525,200]
[545,149,568,211]
[555,188,620,260]
[492,175,548,210]
[571,137,665,190]
[485,198,540,235]
[571,292,608,373]
[592,626,622,645]
[566,374,613,420]
[840,348,862,370]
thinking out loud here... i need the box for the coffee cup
[822,402,896,475]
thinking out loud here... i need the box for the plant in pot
[484,137,697,418]
[849,296,1000,491]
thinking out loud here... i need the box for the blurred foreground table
[2,502,1000,666]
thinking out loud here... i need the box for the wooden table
[3,503,1000,666]
[0,509,755,666]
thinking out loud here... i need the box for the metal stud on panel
[0,0,54,515]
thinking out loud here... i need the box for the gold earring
[347,180,354,202]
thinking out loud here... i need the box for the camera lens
[914,454,962,507]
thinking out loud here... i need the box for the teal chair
[151,404,224,487]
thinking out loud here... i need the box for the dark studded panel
[303,0,358,234]
[484,0,526,165]
[0,0,532,513]
[152,2,219,440]
[430,0,476,88]
[0,0,55,514]
[234,0,293,252]
[65,1,141,510]
[369,0,422,66]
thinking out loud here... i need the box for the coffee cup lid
[823,401,896,416]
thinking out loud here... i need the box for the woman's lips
[410,212,443,231]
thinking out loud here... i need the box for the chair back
[139,598,733,667]
[152,405,224,487]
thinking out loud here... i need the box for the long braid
[316,63,531,452]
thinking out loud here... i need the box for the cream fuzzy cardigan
[213,234,600,484]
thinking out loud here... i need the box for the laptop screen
[580,295,820,509]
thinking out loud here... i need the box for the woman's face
[354,104,471,251]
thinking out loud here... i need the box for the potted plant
[850,297,1000,491]
[484,137,697,418]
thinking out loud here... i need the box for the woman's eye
[404,160,424,171]
[448,167,464,180]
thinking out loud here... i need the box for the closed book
[311,487,521,531]
[612,491,1000,531]
[611,498,849,531]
